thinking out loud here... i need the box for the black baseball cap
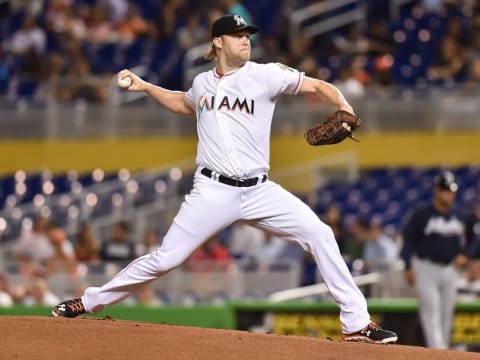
[211,14,260,38]
[435,170,458,192]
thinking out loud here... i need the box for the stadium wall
[0,132,479,175]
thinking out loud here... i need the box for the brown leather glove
[304,110,362,146]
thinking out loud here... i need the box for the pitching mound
[0,316,477,359]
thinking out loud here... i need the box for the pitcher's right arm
[117,70,195,116]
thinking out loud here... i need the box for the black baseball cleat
[342,322,398,344]
[52,298,87,318]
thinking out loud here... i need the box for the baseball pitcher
[52,14,397,344]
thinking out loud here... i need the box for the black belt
[200,167,267,187]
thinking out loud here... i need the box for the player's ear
[213,37,222,49]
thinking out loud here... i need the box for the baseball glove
[304,110,362,146]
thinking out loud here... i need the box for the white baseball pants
[82,168,370,333]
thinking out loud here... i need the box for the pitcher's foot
[52,298,87,318]
[342,322,398,344]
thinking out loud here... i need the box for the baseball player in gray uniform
[52,14,397,344]
[401,171,467,348]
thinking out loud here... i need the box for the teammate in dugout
[52,14,397,344]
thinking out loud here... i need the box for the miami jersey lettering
[198,94,255,114]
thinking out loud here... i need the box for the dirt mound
[0,316,477,360]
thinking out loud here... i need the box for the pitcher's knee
[296,222,337,251]
[304,221,335,241]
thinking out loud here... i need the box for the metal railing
[289,0,366,41]
[288,0,416,43]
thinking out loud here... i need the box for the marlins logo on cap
[211,14,260,38]
[435,170,458,192]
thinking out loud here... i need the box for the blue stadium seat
[314,165,479,237]
[15,78,39,99]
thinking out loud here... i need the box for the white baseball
[118,76,132,89]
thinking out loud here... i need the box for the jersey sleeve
[184,87,195,111]
[264,63,305,98]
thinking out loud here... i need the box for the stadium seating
[315,165,479,235]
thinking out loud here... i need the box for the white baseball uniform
[82,61,370,333]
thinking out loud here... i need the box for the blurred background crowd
[0,0,480,102]
[0,0,479,318]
